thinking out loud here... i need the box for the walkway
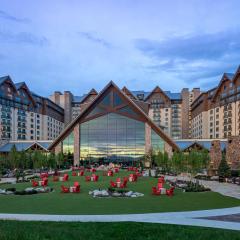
[0,207,240,230]
[165,175,240,200]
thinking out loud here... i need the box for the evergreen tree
[218,153,231,178]
[8,145,19,169]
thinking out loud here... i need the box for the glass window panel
[151,129,164,154]
[100,92,111,106]
[118,106,139,118]
[62,132,74,154]
[80,113,146,162]
[113,92,124,106]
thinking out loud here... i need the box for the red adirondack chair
[114,168,119,173]
[166,187,175,197]
[110,181,117,188]
[79,171,84,176]
[152,187,161,195]
[63,174,69,181]
[90,168,96,172]
[85,176,91,182]
[123,177,128,183]
[61,185,70,193]
[40,173,48,179]
[107,170,113,176]
[116,177,121,183]
[72,182,80,193]
[41,178,48,187]
[31,179,38,187]
[158,177,165,184]
[157,182,163,190]
[120,181,127,188]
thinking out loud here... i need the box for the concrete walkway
[165,175,240,200]
[0,207,240,230]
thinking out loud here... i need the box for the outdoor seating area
[152,176,175,196]
[61,182,80,193]
[0,166,240,216]
[110,177,128,188]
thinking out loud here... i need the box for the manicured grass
[0,221,239,240]
[0,170,239,215]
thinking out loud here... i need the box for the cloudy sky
[0,0,240,96]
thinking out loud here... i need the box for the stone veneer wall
[226,136,240,170]
[164,142,173,158]
[145,123,151,154]
[209,140,222,170]
[73,124,80,166]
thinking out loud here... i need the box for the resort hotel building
[49,81,179,165]
[0,76,64,145]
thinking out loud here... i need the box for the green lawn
[0,170,239,215]
[0,221,239,240]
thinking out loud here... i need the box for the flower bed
[89,188,144,198]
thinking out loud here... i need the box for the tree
[47,152,56,169]
[56,152,65,169]
[218,152,231,179]
[8,145,19,169]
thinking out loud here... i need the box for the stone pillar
[54,142,62,154]
[64,91,73,126]
[226,136,240,170]
[145,123,151,154]
[209,140,221,175]
[164,142,173,158]
[73,123,80,166]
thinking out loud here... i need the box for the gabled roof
[232,65,240,84]
[144,86,171,102]
[0,141,52,152]
[212,73,233,102]
[74,88,98,104]
[14,81,36,105]
[175,140,227,151]
[0,75,17,92]
[122,86,136,99]
[48,81,179,151]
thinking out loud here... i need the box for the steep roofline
[79,88,98,103]
[211,73,233,102]
[0,75,17,92]
[48,81,179,151]
[144,86,170,101]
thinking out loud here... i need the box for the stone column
[164,142,173,158]
[145,123,151,154]
[73,123,80,166]
[226,136,240,170]
[209,140,221,175]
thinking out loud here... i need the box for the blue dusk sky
[0,0,240,96]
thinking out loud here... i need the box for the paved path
[165,175,240,199]
[0,207,240,230]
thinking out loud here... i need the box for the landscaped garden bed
[0,170,239,215]
[89,188,144,198]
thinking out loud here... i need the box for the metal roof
[131,90,181,100]
[0,141,52,152]
[225,73,234,80]
[73,94,87,102]
[0,76,9,85]
[175,140,227,151]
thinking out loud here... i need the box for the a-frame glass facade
[58,83,168,164]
